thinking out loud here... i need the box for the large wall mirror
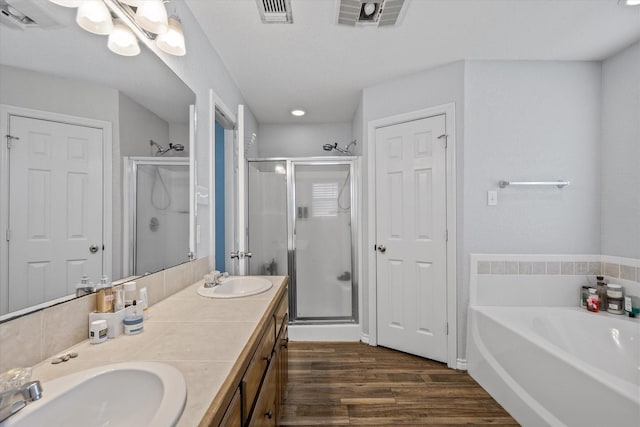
[0,2,195,320]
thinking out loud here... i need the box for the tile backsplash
[0,256,212,373]
[475,255,639,283]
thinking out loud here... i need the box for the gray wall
[257,123,353,158]
[461,61,602,356]
[359,60,466,342]
[359,59,604,361]
[601,41,640,259]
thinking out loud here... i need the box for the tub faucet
[0,380,43,423]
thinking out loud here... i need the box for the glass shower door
[247,161,288,276]
[291,162,356,323]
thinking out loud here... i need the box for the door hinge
[445,229,449,242]
[438,134,448,149]
[5,134,19,149]
[5,229,10,242]
[445,322,449,335]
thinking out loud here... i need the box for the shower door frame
[247,157,359,325]
[123,156,190,277]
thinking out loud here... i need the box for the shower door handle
[376,245,386,254]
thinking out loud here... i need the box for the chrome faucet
[203,271,223,288]
[0,380,43,423]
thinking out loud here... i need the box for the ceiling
[186,0,640,124]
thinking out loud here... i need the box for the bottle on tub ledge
[586,288,600,312]
[606,283,625,315]
[595,276,608,310]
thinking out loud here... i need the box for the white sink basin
[197,277,272,299]
[2,362,186,427]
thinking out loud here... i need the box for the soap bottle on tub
[586,288,600,312]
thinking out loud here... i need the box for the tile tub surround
[0,256,212,373]
[470,254,640,307]
[28,276,288,427]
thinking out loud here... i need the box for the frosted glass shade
[155,17,186,56]
[76,1,113,35]
[108,19,140,56]
[48,0,83,7]
[118,0,144,6]
[135,0,169,34]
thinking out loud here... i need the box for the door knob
[89,245,99,254]
[377,245,386,253]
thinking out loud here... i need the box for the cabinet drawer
[242,316,276,423]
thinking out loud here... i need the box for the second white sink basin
[197,277,272,299]
[2,362,186,427]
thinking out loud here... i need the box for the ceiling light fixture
[291,109,306,117]
[108,18,140,56]
[47,0,187,57]
[135,0,169,34]
[625,0,640,4]
[76,0,114,35]
[155,16,186,56]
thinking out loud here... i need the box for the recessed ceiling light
[291,109,305,117]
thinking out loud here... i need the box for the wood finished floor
[280,342,519,426]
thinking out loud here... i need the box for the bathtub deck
[281,342,519,426]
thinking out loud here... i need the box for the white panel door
[375,114,448,362]
[8,116,103,311]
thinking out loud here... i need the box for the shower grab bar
[498,180,570,189]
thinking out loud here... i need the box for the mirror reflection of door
[5,114,104,314]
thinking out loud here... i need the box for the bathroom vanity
[26,276,289,427]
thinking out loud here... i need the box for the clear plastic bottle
[596,276,608,310]
[586,288,600,312]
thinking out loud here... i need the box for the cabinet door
[218,388,241,427]
[276,322,288,422]
[248,360,277,427]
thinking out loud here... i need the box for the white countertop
[31,276,287,427]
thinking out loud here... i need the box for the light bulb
[108,19,140,56]
[76,0,113,35]
[291,109,305,117]
[135,0,169,34]
[363,2,376,16]
[156,16,186,56]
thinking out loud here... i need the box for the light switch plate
[487,190,498,206]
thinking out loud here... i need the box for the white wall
[359,60,466,340]
[257,123,353,158]
[601,41,640,259]
[158,2,248,262]
[462,61,602,356]
[119,93,170,158]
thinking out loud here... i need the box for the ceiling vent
[256,0,293,24]
[0,0,62,30]
[337,0,406,27]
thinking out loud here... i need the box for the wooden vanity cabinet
[212,284,288,427]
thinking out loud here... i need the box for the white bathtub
[467,306,640,427]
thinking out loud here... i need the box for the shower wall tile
[575,262,588,275]
[620,264,636,281]
[561,262,575,275]
[532,262,546,275]
[588,262,602,275]
[546,262,561,275]
[505,262,519,275]
[477,262,491,274]
[490,261,505,274]
[518,262,533,275]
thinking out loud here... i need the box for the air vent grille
[256,0,293,24]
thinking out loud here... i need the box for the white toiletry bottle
[139,287,149,319]
[124,281,137,307]
[89,319,108,344]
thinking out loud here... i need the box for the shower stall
[247,158,358,324]
[124,157,190,276]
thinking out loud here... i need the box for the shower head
[150,140,185,156]
[322,140,356,155]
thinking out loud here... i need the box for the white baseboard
[456,358,467,371]
[288,324,361,342]
[360,333,370,344]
